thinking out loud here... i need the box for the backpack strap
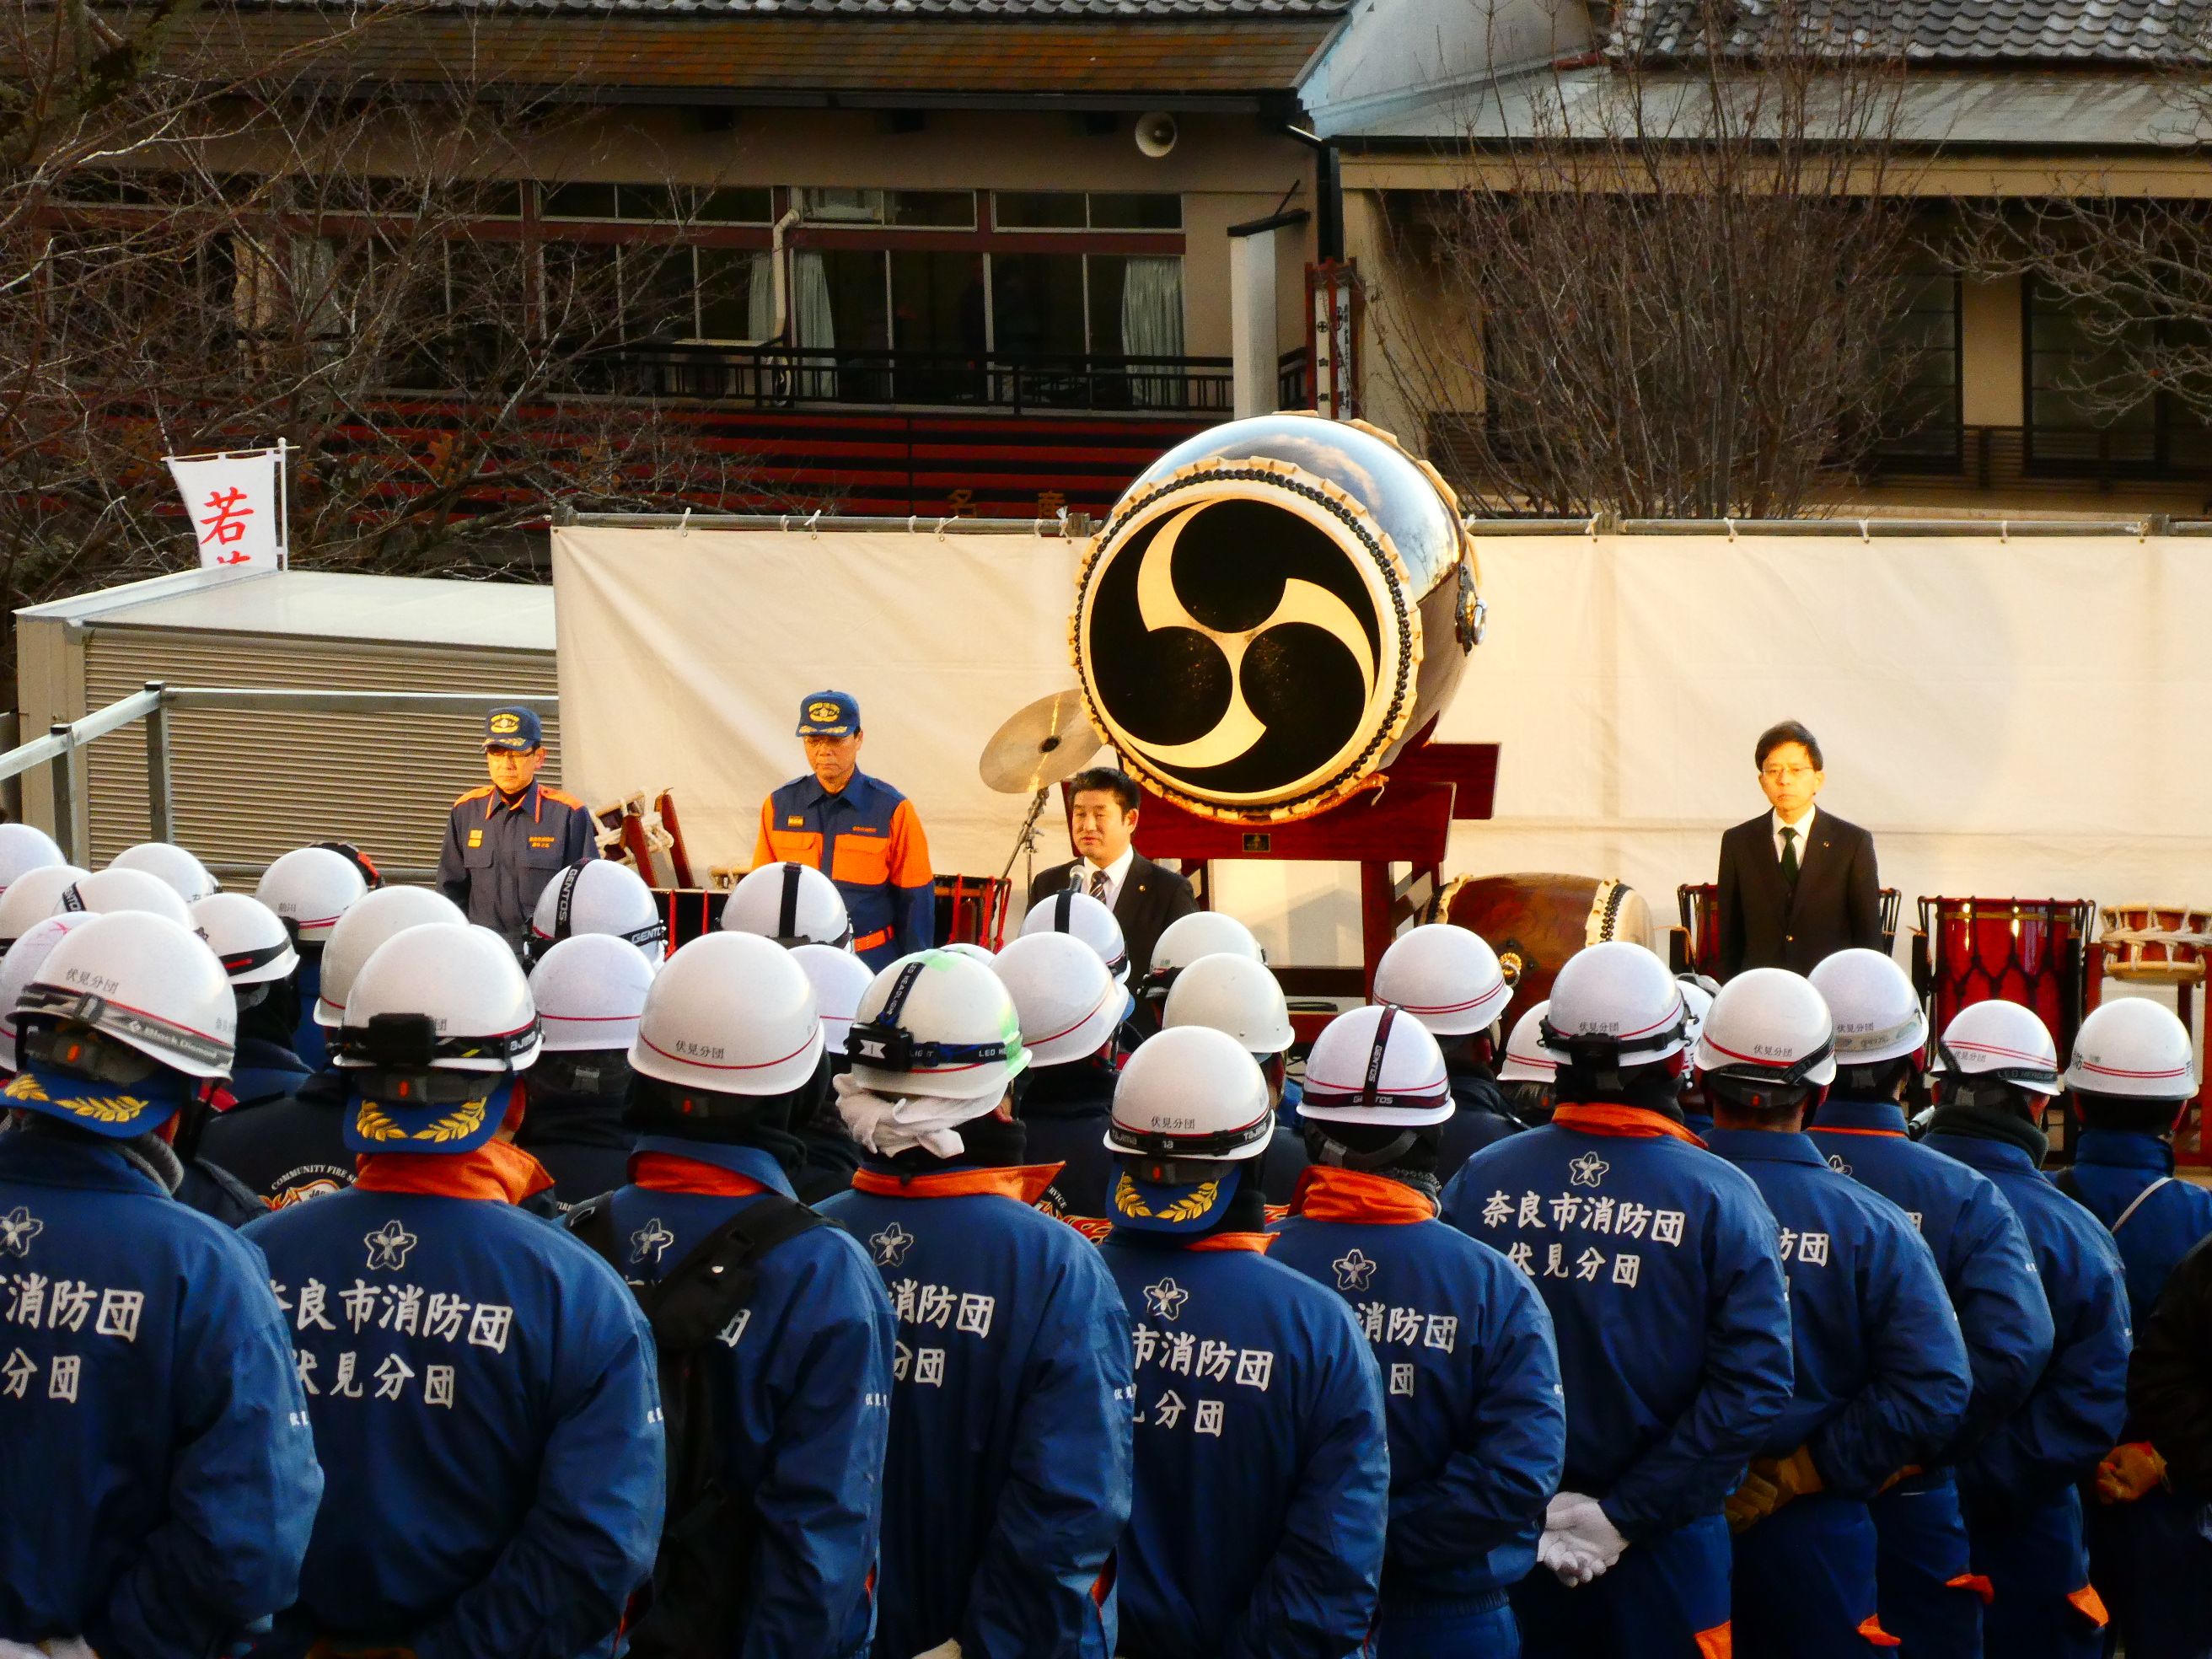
[2052,1166,2176,1236]
[642,1193,825,1350]
[2113,1177,2176,1236]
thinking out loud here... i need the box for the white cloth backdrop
[552,528,1082,883]
[553,526,2212,962]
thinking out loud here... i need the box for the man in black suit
[1028,765,1198,981]
[1716,720,1885,980]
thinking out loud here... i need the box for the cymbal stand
[995,786,1051,914]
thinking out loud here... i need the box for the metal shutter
[81,628,560,878]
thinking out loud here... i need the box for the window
[2024,276,2212,473]
[542,183,770,225]
[1876,266,1960,463]
[995,191,1180,231]
[795,189,974,228]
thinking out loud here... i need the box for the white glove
[44,1645,99,1659]
[1549,1492,1629,1576]
[912,1643,963,1659]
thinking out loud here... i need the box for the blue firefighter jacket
[754,771,935,970]
[1921,1127,2131,1507]
[604,1139,896,1659]
[2063,1128,2212,1327]
[1272,1166,1565,1602]
[820,1162,1133,1659]
[1439,1103,1794,1538]
[243,1173,665,1659]
[1706,1128,1972,1494]
[1809,1096,2055,1458]
[0,1130,323,1656]
[1099,1229,1390,1659]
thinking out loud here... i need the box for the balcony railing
[562,342,1234,417]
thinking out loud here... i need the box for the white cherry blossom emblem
[1568,1152,1609,1189]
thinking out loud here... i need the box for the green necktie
[1780,824,1800,886]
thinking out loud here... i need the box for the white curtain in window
[745,251,777,343]
[792,251,836,397]
[1120,256,1184,407]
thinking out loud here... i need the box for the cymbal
[980,689,1101,794]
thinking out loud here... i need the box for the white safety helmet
[1498,1001,1562,1083]
[2065,996,2196,1101]
[529,933,658,1055]
[191,893,300,986]
[1808,948,1927,1068]
[1162,953,1295,1055]
[108,841,218,903]
[0,911,97,1072]
[847,949,1028,1100]
[630,931,824,1096]
[1543,941,1690,1071]
[1106,1024,1273,1162]
[0,865,89,948]
[991,932,1123,1067]
[721,862,853,950]
[1373,923,1511,1039]
[1143,910,1264,990]
[56,867,194,931]
[314,886,468,1028]
[1021,889,1129,984]
[792,942,875,1056]
[256,845,368,945]
[13,910,237,1118]
[1300,1003,1453,1126]
[1934,999,2062,1097]
[0,824,63,895]
[1678,978,1715,1048]
[1694,968,1838,1104]
[939,942,998,965]
[530,859,668,959]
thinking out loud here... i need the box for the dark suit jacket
[1029,851,1199,982]
[1716,808,1884,979]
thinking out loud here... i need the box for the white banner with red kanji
[165,448,287,572]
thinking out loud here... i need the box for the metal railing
[0,683,559,867]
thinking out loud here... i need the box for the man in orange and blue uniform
[754,690,934,971]
[438,705,596,953]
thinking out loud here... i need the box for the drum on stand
[2097,904,2212,986]
[1678,884,1903,979]
[1918,896,2093,1061]
[1431,872,1653,1034]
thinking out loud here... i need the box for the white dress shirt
[1772,804,1817,867]
[1078,846,1136,911]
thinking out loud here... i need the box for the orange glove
[2097,1442,2168,1505]
[1878,1464,1924,1495]
[1726,1444,1823,1533]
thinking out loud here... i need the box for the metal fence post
[47,726,81,865]
[142,681,173,844]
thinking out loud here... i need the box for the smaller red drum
[1431,872,1652,1034]
[1919,897,2093,1055]
[2098,904,2212,986]
[1678,883,1721,980]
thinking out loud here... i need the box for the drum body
[1678,883,1721,980]
[1072,413,1483,824]
[2098,904,2212,985]
[1430,872,1652,1034]
[1919,897,2092,1051]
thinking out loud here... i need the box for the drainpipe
[769,204,803,342]
[1283,124,1343,261]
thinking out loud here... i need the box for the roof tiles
[1615,0,2212,63]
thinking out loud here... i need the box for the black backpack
[568,1191,825,1658]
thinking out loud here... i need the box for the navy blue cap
[484,706,543,753]
[797,690,860,738]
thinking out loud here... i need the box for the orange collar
[630,1151,772,1198]
[1188,1232,1275,1254]
[1552,1103,1708,1146]
[851,1162,1064,1205]
[1812,1125,1906,1140]
[1290,1165,1437,1224]
[354,1139,555,1204]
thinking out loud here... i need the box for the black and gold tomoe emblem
[1075,470,1418,821]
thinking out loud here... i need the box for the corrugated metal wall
[82,629,560,877]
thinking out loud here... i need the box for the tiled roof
[174,11,1340,91]
[1614,0,2212,63]
[253,0,1347,14]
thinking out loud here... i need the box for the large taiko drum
[1920,897,2092,1054]
[1071,412,1484,824]
[1429,873,1653,1034]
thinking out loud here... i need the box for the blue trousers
[1376,1588,1519,1659]
[1870,1470,1983,1659]
[1735,1492,1891,1657]
[1514,1513,1731,1659]
[2084,1486,2212,1659]
[1968,1486,2106,1659]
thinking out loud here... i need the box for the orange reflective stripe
[1815,1126,1908,1140]
[2067,1585,2110,1627]
[1554,1103,1709,1146]
[1856,1614,1901,1648]
[1291,1165,1438,1223]
[1695,1622,1732,1659]
[852,927,894,953]
[890,798,934,887]
[1945,1573,1995,1605]
[851,1162,1064,1205]
[1187,1231,1275,1254]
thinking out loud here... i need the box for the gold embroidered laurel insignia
[3,1073,47,1103]
[491,713,521,733]
[808,702,843,723]
[421,1098,488,1143]
[63,1093,148,1125]
[1158,1180,1220,1224]
[1112,1173,1152,1218]
[355,1103,407,1142]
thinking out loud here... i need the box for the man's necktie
[1089,867,1110,904]
[1780,824,1800,887]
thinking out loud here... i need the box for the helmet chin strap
[1313,1127,1420,1170]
